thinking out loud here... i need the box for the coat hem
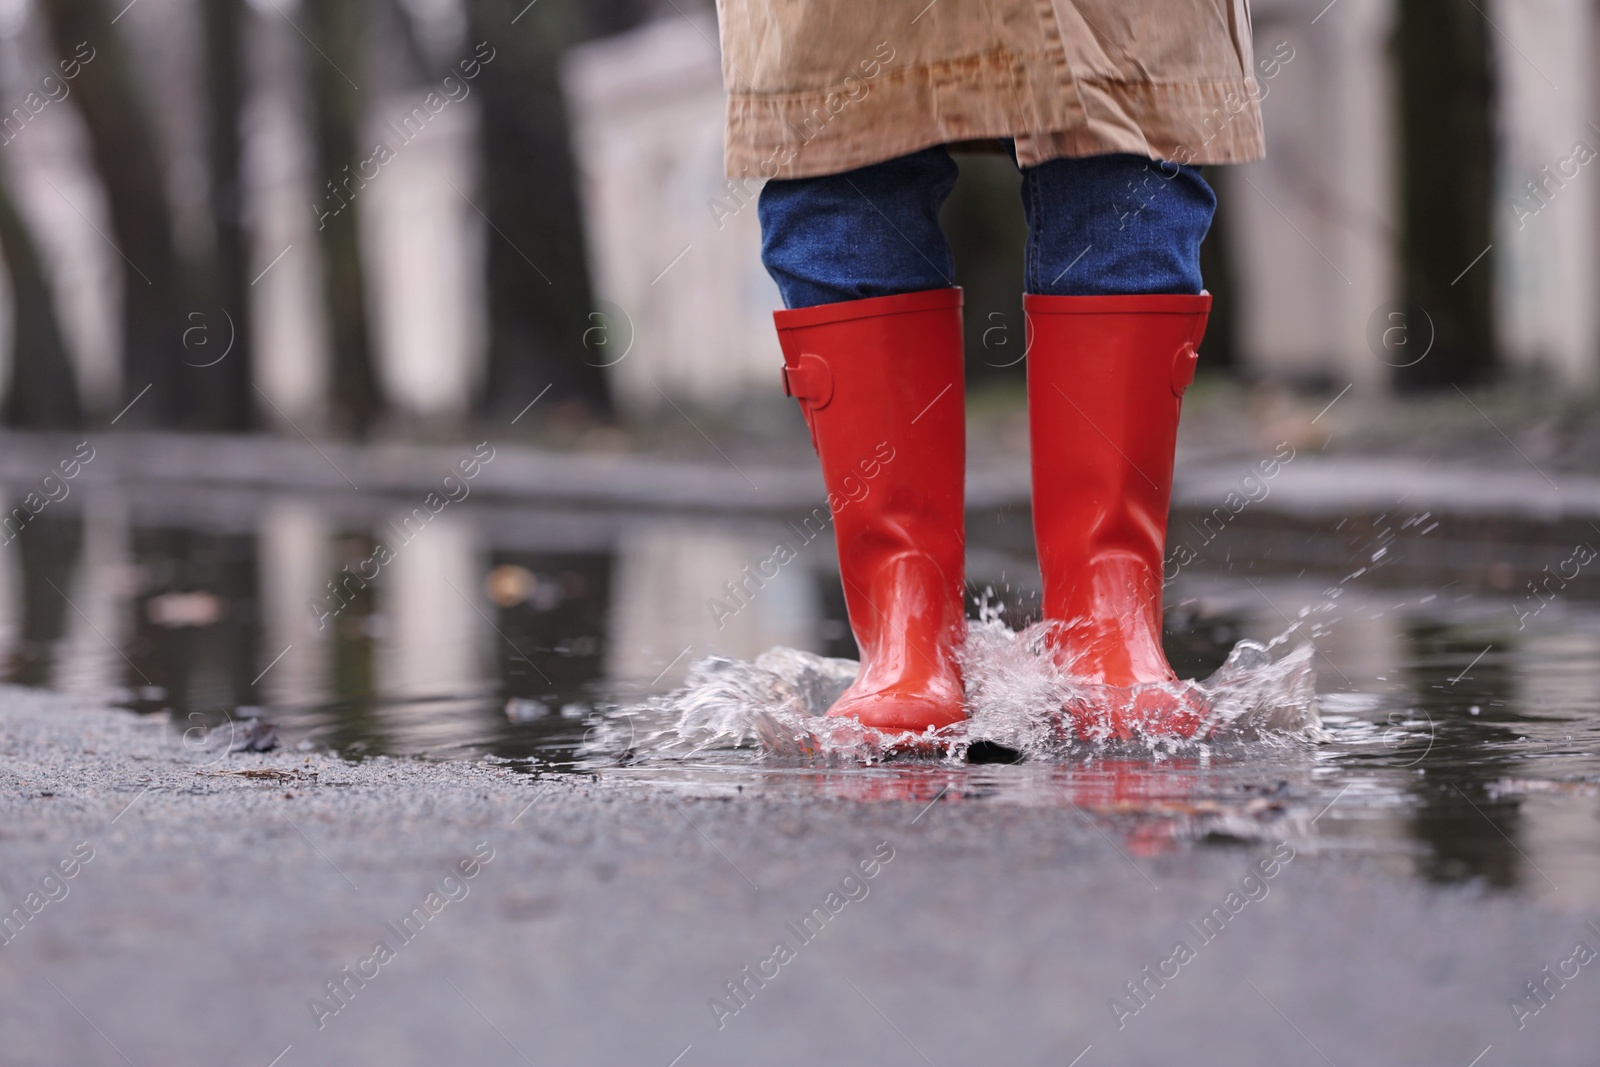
[724,73,1266,180]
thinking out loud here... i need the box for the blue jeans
[758,145,1215,309]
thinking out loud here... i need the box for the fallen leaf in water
[202,768,314,782]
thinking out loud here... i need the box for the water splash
[581,617,1322,767]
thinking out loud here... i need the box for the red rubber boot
[775,289,967,736]
[1025,293,1211,740]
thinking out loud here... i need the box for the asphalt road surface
[0,686,1594,1066]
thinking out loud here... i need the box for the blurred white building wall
[244,12,329,426]
[1231,0,1397,393]
[562,15,783,415]
[1495,0,1598,385]
[361,95,486,421]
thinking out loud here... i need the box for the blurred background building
[0,0,1591,434]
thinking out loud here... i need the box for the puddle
[577,624,1320,766]
[4,488,1600,900]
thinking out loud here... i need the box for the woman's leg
[1020,153,1217,739]
[1021,153,1215,295]
[759,146,959,308]
[760,148,968,735]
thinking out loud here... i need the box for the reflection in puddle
[5,487,1600,900]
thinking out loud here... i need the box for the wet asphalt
[1,686,1596,1066]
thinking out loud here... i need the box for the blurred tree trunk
[1198,167,1239,372]
[0,170,81,427]
[939,154,1023,384]
[1395,0,1496,390]
[583,0,655,36]
[305,0,382,436]
[41,0,183,426]
[189,0,254,431]
[466,0,612,422]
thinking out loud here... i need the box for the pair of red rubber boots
[775,288,1209,741]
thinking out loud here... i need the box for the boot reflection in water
[759,147,1220,741]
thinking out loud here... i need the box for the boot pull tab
[781,353,834,409]
[1170,342,1200,398]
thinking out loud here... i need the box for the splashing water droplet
[581,621,1322,767]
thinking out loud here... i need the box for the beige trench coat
[717,0,1266,180]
